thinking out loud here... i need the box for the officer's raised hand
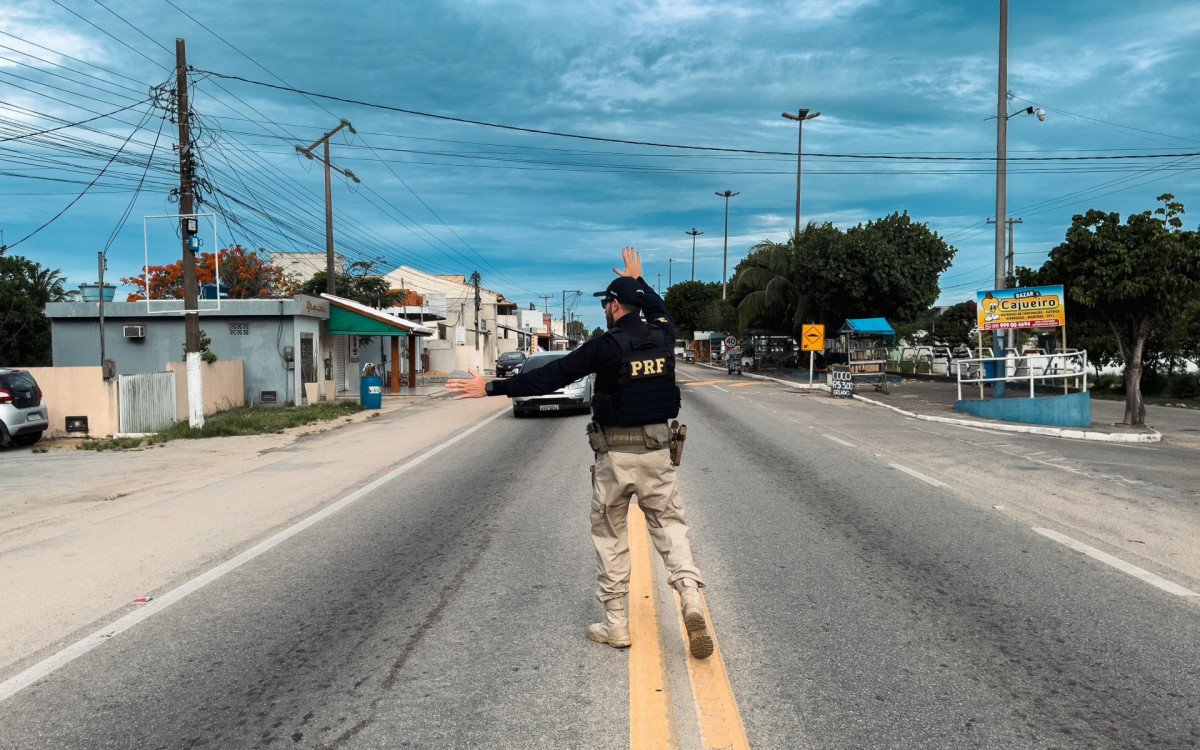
[612,246,643,280]
[445,368,486,399]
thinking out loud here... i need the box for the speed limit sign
[723,335,738,348]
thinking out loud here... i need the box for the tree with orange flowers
[121,245,295,301]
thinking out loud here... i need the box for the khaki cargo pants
[590,424,704,603]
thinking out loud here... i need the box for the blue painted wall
[955,391,1091,428]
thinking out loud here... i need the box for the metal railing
[955,349,1088,401]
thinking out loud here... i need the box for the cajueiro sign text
[976,285,1065,331]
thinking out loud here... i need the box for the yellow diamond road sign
[802,324,825,352]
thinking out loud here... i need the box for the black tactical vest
[591,325,681,426]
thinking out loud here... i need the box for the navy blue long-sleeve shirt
[485,277,675,399]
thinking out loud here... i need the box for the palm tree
[29,265,70,303]
[733,236,808,340]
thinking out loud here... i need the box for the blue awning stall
[837,317,897,342]
[836,317,895,394]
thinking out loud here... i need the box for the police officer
[446,246,712,659]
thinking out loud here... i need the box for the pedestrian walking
[445,246,713,659]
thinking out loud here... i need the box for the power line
[0,99,150,143]
[3,103,155,250]
[189,68,1200,163]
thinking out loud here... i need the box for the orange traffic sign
[801,324,825,352]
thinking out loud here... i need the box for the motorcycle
[727,354,742,376]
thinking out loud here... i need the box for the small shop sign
[830,369,854,397]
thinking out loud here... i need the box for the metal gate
[118,371,177,433]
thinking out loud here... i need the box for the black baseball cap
[593,276,646,307]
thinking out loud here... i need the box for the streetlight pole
[715,190,738,300]
[668,258,676,288]
[781,107,820,240]
[992,0,1044,394]
[685,228,702,281]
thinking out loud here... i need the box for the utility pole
[539,294,553,315]
[298,120,358,294]
[686,228,702,281]
[561,290,584,346]
[472,271,482,369]
[987,217,1023,287]
[175,39,199,355]
[781,107,820,239]
[1006,217,1022,285]
[715,190,738,300]
[993,0,1010,396]
[97,251,107,369]
[668,258,675,288]
[175,38,205,428]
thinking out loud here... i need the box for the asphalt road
[1,370,1197,749]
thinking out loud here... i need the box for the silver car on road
[511,351,593,417]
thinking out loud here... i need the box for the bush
[1092,373,1123,394]
[1168,372,1200,399]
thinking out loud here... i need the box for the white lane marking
[888,463,947,487]
[713,385,730,394]
[0,405,512,704]
[822,434,855,448]
[1033,528,1198,597]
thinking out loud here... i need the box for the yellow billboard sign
[976,285,1066,331]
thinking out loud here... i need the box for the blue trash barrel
[360,376,383,409]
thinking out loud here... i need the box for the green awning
[322,293,434,337]
[328,305,408,336]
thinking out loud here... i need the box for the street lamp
[991,0,1044,394]
[668,258,676,288]
[685,228,703,281]
[715,190,738,300]
[781,108,820,240]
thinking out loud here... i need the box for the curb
[850,392,1162,444]
[693,362,1161,443]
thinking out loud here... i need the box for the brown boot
[587,598,631,648]
[675,580,713,659]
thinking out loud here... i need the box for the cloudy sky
[3,0,1199,332]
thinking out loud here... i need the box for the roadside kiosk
[837,318,896,394]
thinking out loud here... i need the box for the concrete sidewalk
[701,363,1200,447]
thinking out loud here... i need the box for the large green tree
[1033,194,1200,425]
[663,280,723,336]
[298,270,403,308]
[0,249,70,366]
[734,215,956,342]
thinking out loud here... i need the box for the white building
[380,266,521,373]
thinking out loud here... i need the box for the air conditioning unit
[123,325,146,339]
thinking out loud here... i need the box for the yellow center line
[628,503,675,749]
[628,504,751,750]
[682,380,723,386]
[675,596,751,750]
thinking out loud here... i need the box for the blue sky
[3,0,1199,332]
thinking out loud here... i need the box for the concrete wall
[166,359,246,421]
[24,366,119,438]
[955,391,1092,428]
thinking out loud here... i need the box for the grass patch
[79,401,364,451]
[1089,392,1200,409]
